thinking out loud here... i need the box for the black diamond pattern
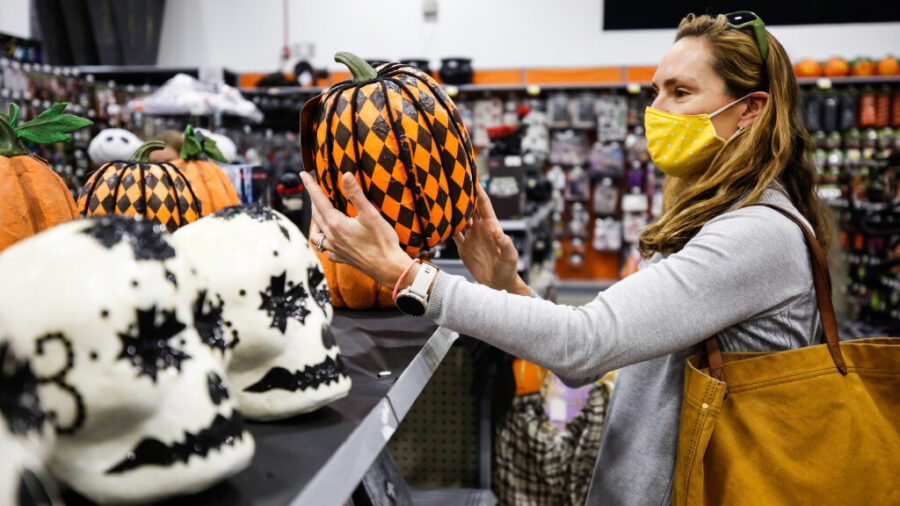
[147,194,163,213]
[334,121,352,149]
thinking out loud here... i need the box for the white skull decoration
[0,216,255,504]
[87,128,143,164]
[0,339,63,506]
[171,204,350,421]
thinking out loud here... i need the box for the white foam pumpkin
[0,339,63,506]
[87,128,142,164]
[0,216,254,505]
[171,204,349,421]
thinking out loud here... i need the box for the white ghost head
[171,204,349,421]
[0,340,63,506]
[87,128,142,164]
[0,216,254,505]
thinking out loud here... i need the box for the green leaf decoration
[180,125,203,159]
[8,103,19,126]
[13,102,92,144]
[201,136,228,163]
[180,124,228,162]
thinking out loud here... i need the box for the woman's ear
[738,91,769,128]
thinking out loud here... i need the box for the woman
[300,12,829,505]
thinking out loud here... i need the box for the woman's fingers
[300,172,341,226]
[496,230,518,263]
[475,184,498,221]
[340,172,379,220]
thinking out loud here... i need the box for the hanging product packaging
[592,177,619,215]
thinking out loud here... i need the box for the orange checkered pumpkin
[300,52,478,257]
[170,125,240,214]
[0,102,89,252]
[77,141,201,232]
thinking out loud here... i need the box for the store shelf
[74,65,240,86]
[64,309,458,506]
[498,201,554,232]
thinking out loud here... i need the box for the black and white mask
[172,204,350,421]
[0,340,62,506]
[0,216,254,504]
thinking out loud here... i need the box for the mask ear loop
[727,125,745,142]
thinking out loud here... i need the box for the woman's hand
[300,171,413,289]
[454,185,530,295]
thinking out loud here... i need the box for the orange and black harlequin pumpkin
[77,141,201,232]
[0,102,90,252]
[313,244,395,309]
[170,125,240,214]
[300,52,478,257]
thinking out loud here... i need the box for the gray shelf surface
[65,309,458,506]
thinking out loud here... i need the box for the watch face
[395,295,427,317]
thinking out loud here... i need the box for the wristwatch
[394,261,439,317]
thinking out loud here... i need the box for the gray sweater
[425,187,821,505]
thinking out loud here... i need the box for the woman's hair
[639,13,830,258]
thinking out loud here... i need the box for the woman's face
[650,36,744,140]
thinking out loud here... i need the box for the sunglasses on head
[725,11,769,62]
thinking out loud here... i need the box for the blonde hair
[639,13,830,258]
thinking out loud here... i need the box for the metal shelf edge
[290,325,458,505]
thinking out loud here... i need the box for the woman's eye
[675,89,689,98]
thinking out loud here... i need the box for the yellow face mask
[644,94,750,177]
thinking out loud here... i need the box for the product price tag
[816,78,832,90]
[526,85,541,96]
[445,85,459,97]
[626,83,642,94]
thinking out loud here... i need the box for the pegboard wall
[387,344,483,488]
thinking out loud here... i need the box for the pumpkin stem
[0,116,27,157]
[335,52,378,84]
[130,141,167,163]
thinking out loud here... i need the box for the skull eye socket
[307,265,331,311]
[192,291,230,353]
[116,306,191,382]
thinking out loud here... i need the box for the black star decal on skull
[259,271,311,334]
[307,265,331,311]
[81,216,175,260]
[0,342,46,435]
[117,307,191,382]
[193,290,228,353]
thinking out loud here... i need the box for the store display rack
[65,310,458,506]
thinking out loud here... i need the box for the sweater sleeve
[425,205,813,381]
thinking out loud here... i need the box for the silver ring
[316,235,326,252]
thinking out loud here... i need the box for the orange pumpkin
[877,56,900,76]
[78,141,201,232]
[313,245,395,309]
[851,57,876,77]
[794,58,822,78]
[170,125,240,215]
[823,57,850,77]
[300,52,477,258]
[0,103,89,252]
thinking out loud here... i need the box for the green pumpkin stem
[130,141,167,163]
[335,52,378,84]
[0,116,28,157]
[0,102,91,157]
